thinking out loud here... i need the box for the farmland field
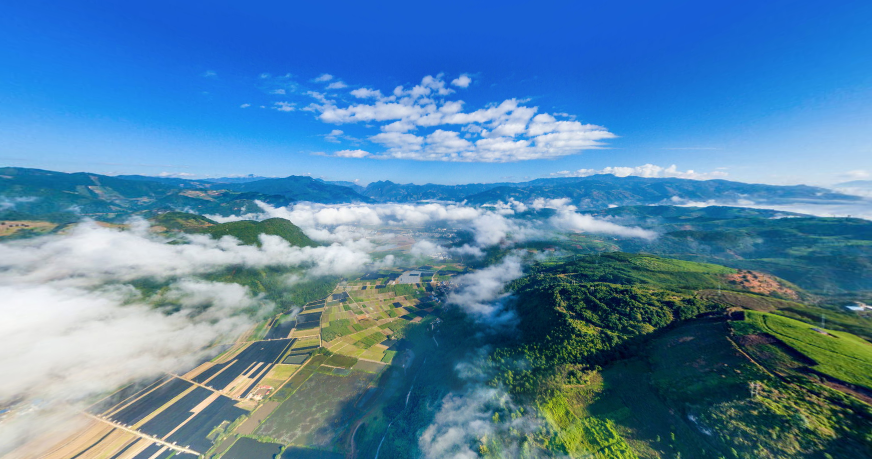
[165,394,247,452]
[193,339,293,393]
[107,377,193,425]
[222,437,283,459]
[741,311,872,389]
[255,371,377,447]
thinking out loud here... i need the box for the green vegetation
[197,217,316,247]
[356,331,387,348]
[321,319,353,342]
[150,211,217,231]
[602,205,872,292]
[540,393,637,458]
[742,311,872,389]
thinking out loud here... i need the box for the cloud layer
[0,219,388,452]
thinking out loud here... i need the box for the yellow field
[0,220,56,237]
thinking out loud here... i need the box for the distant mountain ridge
[0,167,862,222]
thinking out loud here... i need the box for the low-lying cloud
[668,196,872,221]
[446,256,524,329]
[0,218,388,452]
[551,163,727,180]
[210,200,656,258]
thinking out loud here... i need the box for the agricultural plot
[297,311,323,326]
[107,377,193,426]
[283,353,311,365]
[264,315,296,340]
[323,354,358,368]
[193,339,293,394]
[351,360,385,373]
[222,437,283,459]
[742,311,872,389]
[90,375,170,415]
[165,394,247,452]
[255,371,377,447]
[139,387,212,438]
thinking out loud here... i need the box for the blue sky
[1,0,871,185]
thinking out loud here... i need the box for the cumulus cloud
[272,101,296,112]
[326,81,348,90]
[350,87,383,99]
[313,73,333,82]
[551,164,728,180]
[293,74,613,162]
[331,149,372,158]
[240,103,252,108]
[450,74,472,88]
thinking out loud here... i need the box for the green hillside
[482,254,872,458]
[150,211,217,231]
[591,205,872,292]
[197,217,317,247]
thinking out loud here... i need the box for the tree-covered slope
[197,217,317,247]
[483,253,872,458]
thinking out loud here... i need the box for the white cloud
[326,81,348,90]
[419,385,544,459]
[313,73,333,82]
[549,211,657,240]
[669,197,872,221]
[273,101,296,112]
[551,164,728,180]
[201,70,217,78]
[843,169,871,180]
[350,88,383,99]
[0,218,395,452]
[446,256,523,328]
[450,74,472,88]
[298,75,614,162]
[324,129,345,143]
[270,89,287,95]
[156,171,196,178]
[332,149,371,158]
[240,103,252,108]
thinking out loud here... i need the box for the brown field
[725,269,799,299]
[0,220,56,237]
[235,401,282,435]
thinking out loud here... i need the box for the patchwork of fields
[34,268,448,459]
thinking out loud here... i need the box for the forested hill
[197,218,317,247]
[482,253,872,458]
[149,212,316,247]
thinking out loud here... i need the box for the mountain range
[0,166,862,222]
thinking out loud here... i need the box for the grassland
[740,311,872,390]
